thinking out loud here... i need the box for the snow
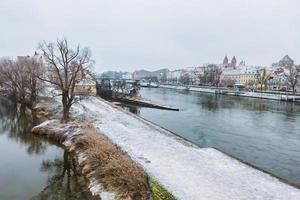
[76,78,96,86]
[160,85,300,101]
[33,119,116,200]
[78,152,115,200]
[72,97,300,200]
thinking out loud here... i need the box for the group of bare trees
[198,64,222,86]
[0,38,93,122]
[0,57,44,110]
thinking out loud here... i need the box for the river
[123,87,300,187]
[0,98,97,200]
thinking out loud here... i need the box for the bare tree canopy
[287,65,299,94]
[257,68,270,91]
[0,57,44,109]
[198,65,222,86]
[38,38,93,122]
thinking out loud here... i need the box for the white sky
[0,0,299,72]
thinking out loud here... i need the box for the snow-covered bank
[160,84,300,101]
[31,120,113,200]
[32,120,149,200]
[74,97,300,200]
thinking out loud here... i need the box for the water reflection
[121,104,141,115]
[0,97,96,200]
[31,151,98,200]
[0,97,46,154]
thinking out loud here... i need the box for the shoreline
[31,119,151,200]
[159,84,300,102]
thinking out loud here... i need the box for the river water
[124,87,300,187]
[0,98,97,200]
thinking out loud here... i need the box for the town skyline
[103,54,296,74]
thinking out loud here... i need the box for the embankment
[32,120,150,200]
[159,84,300,101]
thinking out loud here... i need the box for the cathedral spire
[223,56,228,64]
[223,55,229,67]
[231,56,237,68]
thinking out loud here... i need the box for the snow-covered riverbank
[73,96,300,200]
[159,84,300,101]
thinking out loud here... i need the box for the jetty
[116,96,179,111]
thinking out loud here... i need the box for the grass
[70,129,150,200]
[149,177,177,200]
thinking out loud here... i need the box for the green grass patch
[149,177,177,200]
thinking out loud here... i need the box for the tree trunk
[292,85,295,95]
[61,92,70,122]
[62,107,70,122]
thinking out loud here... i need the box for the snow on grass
[72,97,300,200]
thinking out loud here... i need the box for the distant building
[220,68,241,86]
[220,64,264,87]
[75,69,96,96]
[272,55,294,69]
[18,51,47,65]
[296,66,300,92]
[166,69,184,83]
[239,67,261,85]
[122,72,133,80]
[75,78,97,96]
[222,55,239,69]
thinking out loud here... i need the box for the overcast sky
[0,0,299,72]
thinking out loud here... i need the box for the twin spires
[223,55,238,68]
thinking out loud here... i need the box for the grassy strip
[149,177,177,200]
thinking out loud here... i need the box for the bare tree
[198,65,221,86]
[246,80,256,91]
[38,38,93,122]
[199,69,208,85]
[0,57,44,110]
[257,68,270,91]
[287,65,298,94]
[213,67,222,87]
[179,73,190,85]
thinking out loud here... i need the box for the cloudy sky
[0,0,299,72]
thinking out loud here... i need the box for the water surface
[0,98,97,200]
[124,87,300,187]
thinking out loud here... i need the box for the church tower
[231,56,237,69]
[223,56,229,67]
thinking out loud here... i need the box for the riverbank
[71,96,300,200]
[159,84,300,102]
[31,119,150,200]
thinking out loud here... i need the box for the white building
[122,72,133,80]
[166,70,184,83]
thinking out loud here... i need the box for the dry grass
[70,129,150,200]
